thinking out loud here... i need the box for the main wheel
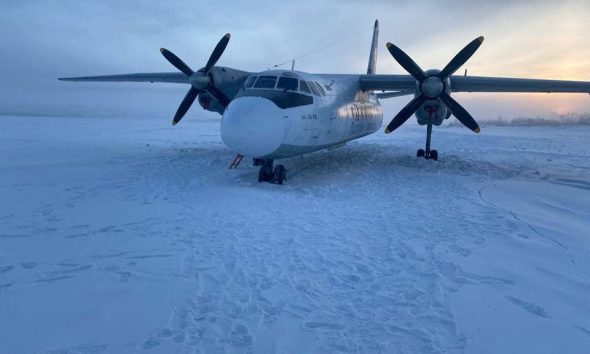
[258,167,266,182]
[430,150,438,161]
[272,165,287,185]
[417,149,425,157]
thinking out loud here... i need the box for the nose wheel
[417,124,438,161]
[257,159,287,184]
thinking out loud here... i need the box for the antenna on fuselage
[291,60,295,71]
[268,25,373,71]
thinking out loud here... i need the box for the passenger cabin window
[243,76,257,89]
[307,81,320,96]
[254,76,277,89]
[276,77,298,91]
[299,80,311,94]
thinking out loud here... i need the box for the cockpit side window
[315,82,326,96]
[276,77,298,91]
[299,80,311,94]
[307,81,320,96]
[243,76,257,89]
[253,76,277,89]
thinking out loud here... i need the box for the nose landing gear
[417,124,438,161]
[256,159,287,184]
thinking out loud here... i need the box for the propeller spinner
[160,33,232,125]
[384,36,484,134]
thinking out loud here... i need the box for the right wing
[58,72,189,84]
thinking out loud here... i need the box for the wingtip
[477,36,484,43]
[224,33,231,39]
[474,127,481,133]
[160,48,166,53]
[171,120,177,126]
[386,42,393,49]
[384,128,392,134]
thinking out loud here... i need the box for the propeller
[160,33,232,125]
[384,36,484,134]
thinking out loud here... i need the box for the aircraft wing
[359,75,417,91]
[450,75,590,93]
[376,91,414,99]
[360,74,590,94]
[58,72,189,84]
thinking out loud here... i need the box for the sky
[1,0,589,120]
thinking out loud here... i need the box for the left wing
[376,91,414,99]
[359,74,416,91]
[59,72,189,84]
[451,75,590,93]
[360,74,590,94]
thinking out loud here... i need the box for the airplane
[60,20,590,184]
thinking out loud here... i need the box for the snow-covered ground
[1,115,589,354]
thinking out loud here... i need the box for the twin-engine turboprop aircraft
[60,20,590,184]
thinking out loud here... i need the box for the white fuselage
[220,70,383,159]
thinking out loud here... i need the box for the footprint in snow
[41,343,107,354]
[304,322,345,330]
[20,262,38,269]
[506,296,549,318]
[0,265,14,273]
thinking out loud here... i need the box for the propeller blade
[384,94,427,134]
[204,33,231,74]
[439,36,484,79]
[160,48,194,77]
[206,86,231,107]
[172,87,199,125]
[386,42,426,82]
[439,93,480,133]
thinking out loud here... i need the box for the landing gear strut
[257,159,287,184]
[417,124,438,161]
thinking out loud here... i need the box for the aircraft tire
[417,149,425,157]
[430,150,438,161]
[273,165,287,185]
[258,168,271,182]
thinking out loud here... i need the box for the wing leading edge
[360,74,590,94]
[58,72,189,84]
[451,75,590,93]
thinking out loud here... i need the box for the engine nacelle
[416,99,448,126]
[208,67,250,98]
[414,69,452,126]
[198,92,226,115]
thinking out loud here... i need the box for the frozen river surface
[1,115,589,353]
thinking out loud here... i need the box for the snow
[0,115,589,354]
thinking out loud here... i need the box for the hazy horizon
[1,0,589,121]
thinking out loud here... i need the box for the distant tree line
[445,112,590,127]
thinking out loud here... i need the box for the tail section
[367,20,379,75]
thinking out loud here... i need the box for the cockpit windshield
[299,80,311,94]
[276,77,298,91]
[253,76,277,89]
[242,74,325,97]
[243,76,257,89]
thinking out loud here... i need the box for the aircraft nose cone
[221,96,285,157]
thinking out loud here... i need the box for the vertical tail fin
[367,20,379,75]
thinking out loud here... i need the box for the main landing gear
[417,124,438,161]
[255,159,287,185]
